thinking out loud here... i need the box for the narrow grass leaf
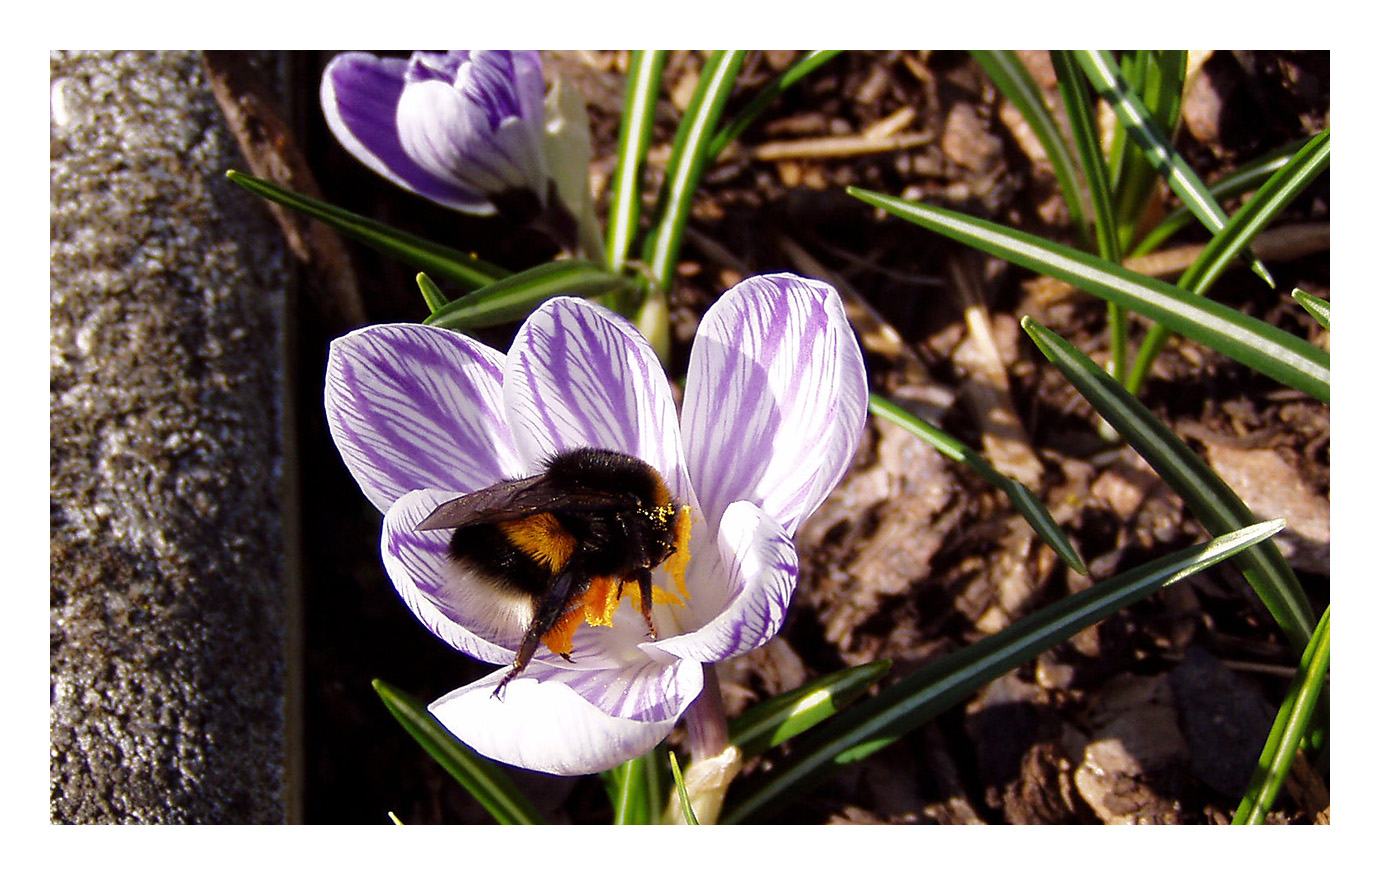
[372,679,544,825]
[603,749,660,825]
[723,521,1286,823]
[606,51,666,273]
[972,51,1089,242]
[1075,51,1272,286]
[728,660,892,759]
[1127,129,1329,394]
[869,394,1087,575]
[1103,51,1145,200]
[1131,141,1304,256]
[226,169,508,290]
[1050,50,1126,377]
[416,272,448,315]
[1108,51,1185,253]
[1049,51,1120,262]
[642,51,747,292]
[848,188,1329,402]
[706,50,841,162]
[668,751,699,824]
[424,259,636,331]
[1022,317,1316,653]
[1292,289,1330,330]
[1232,606,1330,824]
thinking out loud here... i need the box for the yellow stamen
[666,505,693,602]
[541,507,696,656]
[629,581,684,612]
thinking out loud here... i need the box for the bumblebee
[416,448,691,697]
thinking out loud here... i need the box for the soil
[240,50,1329,824]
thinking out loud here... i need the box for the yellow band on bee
[499,512,576,570]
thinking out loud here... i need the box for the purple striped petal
[681,273,868,536]
[391,51,548,204]
[403,51,471,85]
[505,51,548,134]
[397,82,542,198]
[324,323,523,512]
[381,489,516,666]
[321,52,493,214]
[429,656,704,775]
[645,501,798,664]
[504,297,695,510]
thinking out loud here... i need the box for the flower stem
[632,288,672,368]
[685,664,730,761]
[665,664,742,824]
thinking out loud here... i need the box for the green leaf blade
[1107,51,1185,252]
[1075,50,1273,286]
[728,659,892,759]
[603,748,662,825]
[848,188,1329,402]
[1022,317,1316,653]
[972,51,1089,242]
[723,520,1287,823]
[1181,129,1328,296]
[869,394,1087,575]
[642,51,747,292]
[606,51,667,273]
[416,272,449,315]
[1131,140,1307,256]
[226,169,508,290]
[373,679,544,825]
[667,751,700,824]
[706,50,841,162]
[1292,288,1330,330]
[1049,49,1126,377]
[1232,606,1330,824]
[1127,128,1330,394]
[424,259,636,331]
[1048,50,1120,262]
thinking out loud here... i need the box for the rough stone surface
[50,50,292,823]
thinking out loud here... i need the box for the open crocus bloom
[321,50,550,218]
[324,273,868,775]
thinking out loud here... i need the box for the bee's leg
[633,567,658,639]
[494,566,587,699]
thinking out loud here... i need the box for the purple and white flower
[324,273,868,775]
[321,50,554,220]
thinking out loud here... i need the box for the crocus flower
[321,50,557,222]
[324,273,868,775]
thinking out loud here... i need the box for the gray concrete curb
[51,50,295,823]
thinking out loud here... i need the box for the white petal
[645,501,799,664]
[382,489,518,666]
[429,657,704,775]
[504,297,695,509]
[681,273,868,536]
[324,323,524,512]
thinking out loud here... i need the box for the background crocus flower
[321,50,560,224]
[324,273,868,775]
